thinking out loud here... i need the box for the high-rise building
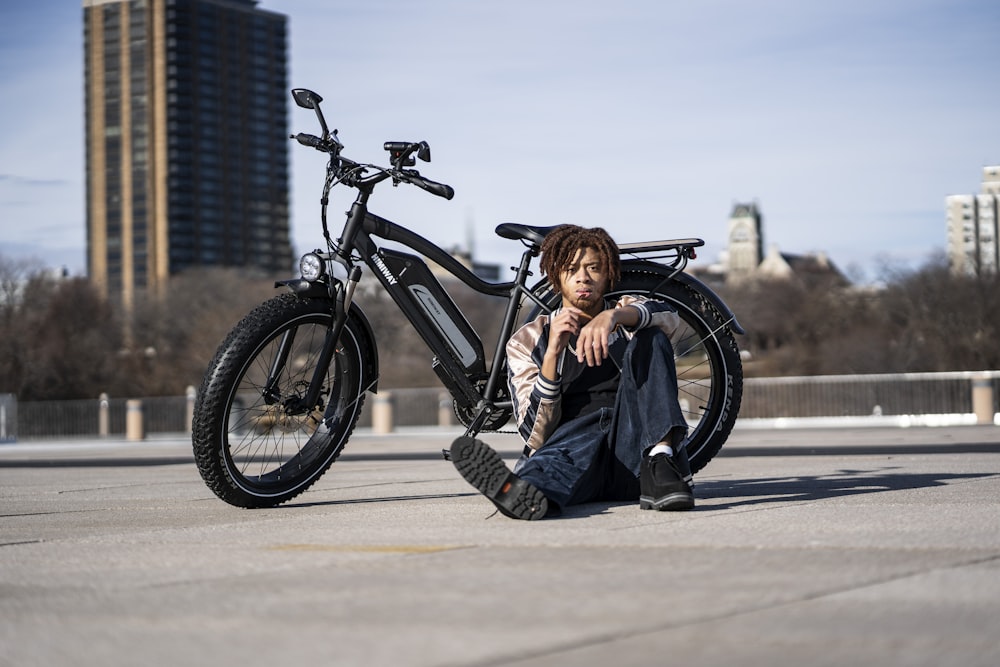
[83,0,291,309]
[946,167,1000,277]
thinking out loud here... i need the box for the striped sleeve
[506,315,562,450]
[616,295,680,336]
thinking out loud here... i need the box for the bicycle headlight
[299,252,325,282]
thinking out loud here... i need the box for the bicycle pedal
[441,448,452,461]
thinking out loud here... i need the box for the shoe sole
[639,492,695,511]
[450,436,548,520]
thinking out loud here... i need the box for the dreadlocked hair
[539,224,621,290]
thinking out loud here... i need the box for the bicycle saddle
[495,223,562,246]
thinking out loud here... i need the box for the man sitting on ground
[450,224,694,520]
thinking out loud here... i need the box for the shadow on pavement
[535,467,1000,519]
[719,443,1000,457]
[695,467,999,510]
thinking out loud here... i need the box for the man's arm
[506,317,563,450]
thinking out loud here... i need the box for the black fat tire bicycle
[192,88,744,509]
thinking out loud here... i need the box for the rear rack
[618,238,704,254]
[618,238,704,272]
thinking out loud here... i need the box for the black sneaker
[450,436,549,521]
[639,453,695,511]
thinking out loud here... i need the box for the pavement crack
[0,539,44,548]
[460,550,1000,667]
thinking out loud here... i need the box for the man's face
[558,246,610,316]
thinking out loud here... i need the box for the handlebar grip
[294,132,324,148]
[411,175,455,200]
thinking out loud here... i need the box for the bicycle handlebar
[292,132,454,200]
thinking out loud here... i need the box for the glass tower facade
[83,0,291,308]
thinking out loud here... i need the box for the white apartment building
[946,166,1000,276]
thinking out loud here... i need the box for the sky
[1,0,998,284]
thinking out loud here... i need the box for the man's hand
[546,307,586,356]
[548,307,619,368]
[574,305,642,367]
[541,307,590,379]
[574,309,616,366]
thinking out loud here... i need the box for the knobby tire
[192,294,370,508]
[611,271,743,472]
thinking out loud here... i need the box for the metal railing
[3,371,998,441]
[11,392,196,440]
[740,370,1000,425]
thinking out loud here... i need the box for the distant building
[946,166,1000,277]
[755,245,841,284]
[695,202,845,288]
[724,202,764,284]
[83,0,292,309]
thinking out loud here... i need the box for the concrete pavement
[2,424,1000,667]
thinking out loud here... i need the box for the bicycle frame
[339,210,550,432]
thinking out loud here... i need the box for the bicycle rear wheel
[610,271,743,472]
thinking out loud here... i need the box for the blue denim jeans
[513,329,688,509]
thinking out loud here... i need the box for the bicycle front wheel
[192,294,372,508]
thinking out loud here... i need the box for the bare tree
[0,255,42,310]
[879,260,1000,372]
[719,252,1000,377]
[125,267,284,396]
[722,274,892,376]
[0,269,121,400]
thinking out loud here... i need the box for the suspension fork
[266,266,363,414]
[262,330,297,404]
